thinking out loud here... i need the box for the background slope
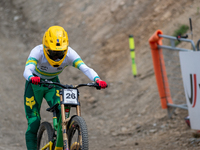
[0,0,200,149]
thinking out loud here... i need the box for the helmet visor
[47,50,67,61]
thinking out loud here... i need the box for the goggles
[47,50,67,61]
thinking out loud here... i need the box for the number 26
[66,93,76,99]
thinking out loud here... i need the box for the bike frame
[37,81,100,150]
[40,88,81,150]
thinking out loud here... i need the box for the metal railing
[158,34,196,51]
[157,34,196,118]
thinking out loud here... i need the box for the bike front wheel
[37,121,54,150]
[67,116,89,150]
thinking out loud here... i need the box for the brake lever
[87,83,95,86]
[48,84,54,89]
[39,82,54,89]
[90,82,101,90]
[95,83,108,90]
[96,86,101,90]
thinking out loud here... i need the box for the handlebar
[29,80,101,90]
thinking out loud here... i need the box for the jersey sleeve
[79,64,100,81]
[67,47,100,81]
[23,46,41,81]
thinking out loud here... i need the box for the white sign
[179,51,200,130]
[63,89,78,105]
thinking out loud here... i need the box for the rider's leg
[24,81,44,150]
[44,76,62,119]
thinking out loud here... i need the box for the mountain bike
[35,80,102,150]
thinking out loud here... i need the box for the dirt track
[1,0,200,149]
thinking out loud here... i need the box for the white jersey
[23,44,100,81]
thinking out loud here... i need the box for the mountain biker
[23,26,107,150]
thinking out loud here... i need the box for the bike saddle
[46,103,59,112]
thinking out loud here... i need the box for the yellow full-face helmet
[43,26,69,67]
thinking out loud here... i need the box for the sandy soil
[1,0,200,149]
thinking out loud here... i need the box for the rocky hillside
[1,0,200,149]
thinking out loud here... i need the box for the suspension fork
[59,89,81,149]
[60,90,70,150]
[76,95,81,116]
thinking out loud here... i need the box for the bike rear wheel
[67,116,89,150]
[37,121,54,150]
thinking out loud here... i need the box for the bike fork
[60,92,70,150]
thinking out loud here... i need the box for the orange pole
[149,30,173,109]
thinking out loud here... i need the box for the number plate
[63,89,78,105]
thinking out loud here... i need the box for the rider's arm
[67,47,100,82]
[23,45,42,81]
[79,64,100,82]
[77,59,107,88]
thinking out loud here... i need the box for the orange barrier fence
[149,30,173,109]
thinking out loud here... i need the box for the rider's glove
[30,76,40,85]
[96,79,107,89]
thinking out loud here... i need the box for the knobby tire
[37,121,54,150]
[67,116,89,150]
